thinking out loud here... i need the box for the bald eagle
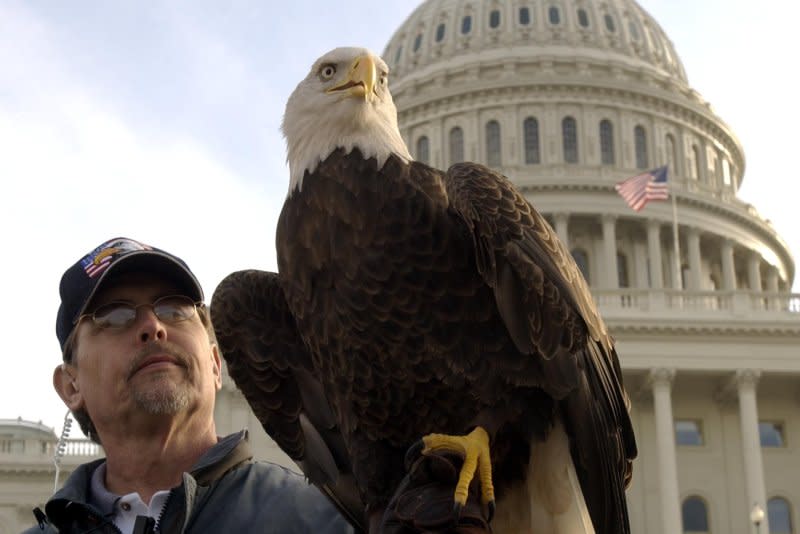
[211,47,636,533]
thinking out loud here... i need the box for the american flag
[84,255,112,278]
[614,166,669,212]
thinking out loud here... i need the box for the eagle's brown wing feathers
[210,269,366,531]
[442,162,637,533]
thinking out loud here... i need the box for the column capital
[716,369,761,403]
[646,218,661,231]
[648,367,677,389]
[601,213,617,225]
[736,369,761,390]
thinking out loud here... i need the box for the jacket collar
[44,431,252,529]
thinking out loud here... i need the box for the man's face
[59,273,221,433]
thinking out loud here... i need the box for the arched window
[548,6,561,25]
[489,9,501,28]
[436,23,446,42]
[449,127,464,166]
[577,8,589,27]
[571,248,590,284]
[519,6,531,25]
[666,134,678,176]
[462,15,472,34]
[604,14,616,32]
[768,497,794,534]
[524,117,540,164]
[635,125,648,169]
[600,120,615,165]
[394,45,403,64]
[413,34,423,52]
[692,144,702,180]
[617,252,629,288]
[416,136,430,165]
[562,117,578,163]
[629,21,640,40]
[486,120,502,167]
[722,158,732,186]
[682,496,709,532]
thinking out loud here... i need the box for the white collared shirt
[90,462,171,534]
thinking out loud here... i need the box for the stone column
[748,252,763,292]
[765,268,779,292]
[647,220,664,289]
[721,239,736,291]
[602,215,618,289]
[736,370,769,533]
[687,228,702,290]
[554,212,570,249]
[650,368,681,534]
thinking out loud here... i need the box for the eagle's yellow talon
[421,426,496,512]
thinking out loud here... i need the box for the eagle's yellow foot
[419,426,496,521]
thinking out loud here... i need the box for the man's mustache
[127,341,191,381]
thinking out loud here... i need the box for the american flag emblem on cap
[80,238,152,278]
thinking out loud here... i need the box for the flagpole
[670,171,682,289]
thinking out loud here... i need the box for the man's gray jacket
[22,430,353,534]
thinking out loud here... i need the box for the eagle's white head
[282,47,412,193]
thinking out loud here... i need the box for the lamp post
[750,503,765,534]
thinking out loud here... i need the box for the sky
[1,0,797,438]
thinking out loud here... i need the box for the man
[26,237,352,534]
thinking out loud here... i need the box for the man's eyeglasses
[78,295,203,330]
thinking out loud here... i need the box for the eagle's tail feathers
[492,420,595,534]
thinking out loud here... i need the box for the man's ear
[53,363,84,411]
[210,343,222,390]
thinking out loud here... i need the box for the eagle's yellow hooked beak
[326,54,376,101]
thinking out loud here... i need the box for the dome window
[449,127,464,165]
[690,144,702,180]
[523,117,540,164]
[548,6,561,25]
[666,134,678,176]
[435,23,446,42]
[394,45,403,64]
[617,252,630,288]
[634,125,648,169]
[768,497,794,533]
[486,120,502,167]
[519,6,531,25]
[571,249,590,283]
[604,14,616,33]
[416,136,430,165]
[461,15,472,34]
[577,8,589,28]
[413,34,423,52]
[489,9,501,29]
[562,116,578,163]
[599,120,614,165]
[681,496,709,532]
[628,21,639,40]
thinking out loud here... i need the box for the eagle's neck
[284,103,411,195]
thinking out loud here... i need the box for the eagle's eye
[319,64,336,80]
[379,74,388,87]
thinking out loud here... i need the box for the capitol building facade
[2,0,798,533]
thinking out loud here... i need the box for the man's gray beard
[132,382,190,414]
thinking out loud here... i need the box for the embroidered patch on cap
[80,238,153,278]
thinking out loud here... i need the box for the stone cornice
[606,319,800,337]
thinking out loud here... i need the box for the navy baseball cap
[56,237,204,351]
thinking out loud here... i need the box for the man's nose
[135,307,167,343]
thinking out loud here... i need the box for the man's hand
[379,444,492,533]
